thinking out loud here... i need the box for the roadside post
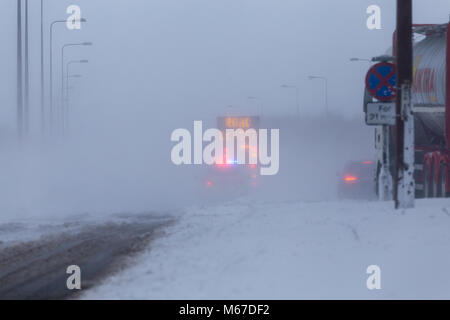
[364,60,397,201]
[394,0,415,209]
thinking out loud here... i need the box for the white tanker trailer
[372,23,450,198]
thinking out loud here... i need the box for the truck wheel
[438,163,447,198]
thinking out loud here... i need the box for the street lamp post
[17,0,23,139]
[308,76,329,116]
[281,84,300,118]
[65,74,82,136]
[65,74,82,109]
[61,42,92,123]
[40,0,44,134]
[66,74,82,100]
[66,60,88,98]
[65,60,88,135]
[247,96,263,117]
[49,20,67,133]
[24,0,29,134]
[49,18,86,134]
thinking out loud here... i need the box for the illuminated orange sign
[224,117,251,129]
[217,116,260,130]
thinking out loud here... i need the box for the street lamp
[64,60,88,134]
[49,17,86,133]
[61,42,92,113]
[281,84,300,118]
[350,57,372,62]
[247,96,264,117]
[308,76,329,116]
[66,60,88,95]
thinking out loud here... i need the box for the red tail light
[344,175,358,183]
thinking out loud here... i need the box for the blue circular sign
[365,62,396,101]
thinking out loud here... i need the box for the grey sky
[1,0,450,131]
[0,0,449,216]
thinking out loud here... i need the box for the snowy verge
[82,198,450,299]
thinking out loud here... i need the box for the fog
[1,0,449,219]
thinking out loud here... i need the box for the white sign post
[397,84,415,208]
[365,102,395,201]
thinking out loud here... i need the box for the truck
[370,23,450,199]
[203,116,260,196]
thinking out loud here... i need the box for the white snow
[0,212,172,247]
[81,198,450,299]
[0,213,97,246]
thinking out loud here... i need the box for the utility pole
[394,0,415,209]
[17,0,23,139]
[41,0,45,134]
[24,0,29,134]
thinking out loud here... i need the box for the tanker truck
[371,23,450,199]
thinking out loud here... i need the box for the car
[337,160,377,200]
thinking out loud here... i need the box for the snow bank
[82,198,450,299]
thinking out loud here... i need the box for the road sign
[365,62,397,101]
[366,102,396,125]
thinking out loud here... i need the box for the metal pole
[324,78,329,116]
[40,0,44,134]
[17,0,23,139]
[61,43,90,136]
[49,22,54,134]
[49,20,65,135]
[66,62,70,135]
[395,0,415,209]
[61,46,66,136]
[24,0,29,134]
[65,62,82,136]
[66,63,70,102]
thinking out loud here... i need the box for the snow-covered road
[0,213,173,299]
[82,199,450,299]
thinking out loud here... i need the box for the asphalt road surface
[0,213,173,300]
